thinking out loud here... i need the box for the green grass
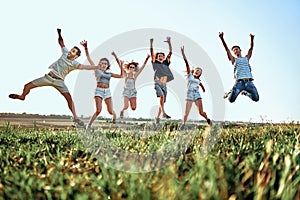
[0,123,299,200]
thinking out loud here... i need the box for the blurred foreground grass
[0,122,299,200]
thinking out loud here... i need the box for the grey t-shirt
[48,47,80,80]
[152,60,174,82]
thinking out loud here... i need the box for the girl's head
[191,67,202,78]
[124,61,139,72]
[155,52,165,62]
[98,58,110,71]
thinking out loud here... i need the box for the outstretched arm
[80,40,95,66]
[111,59,124,78]
[165,36,172,63]
[219,32,234,64]
[181,46,190,74]
[77,64,99,70]
[199,82,205,92]
[246,33,255,60]
[135,54,150,78]
[150,38,155,63]
[57,28,65,48]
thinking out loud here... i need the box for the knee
[252,95,259,102]
[229,99,235,103]
[123,104,129,109]
[95,110,101,115]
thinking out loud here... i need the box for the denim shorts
[154,82,167,102]
[95,87,111,99]
[123,88,137,98]
[31,74,69,93]
[186,89,201,101]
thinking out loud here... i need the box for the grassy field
[0,119,299,200]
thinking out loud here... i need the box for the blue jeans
[228,80,259,103]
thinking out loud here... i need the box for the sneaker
[179,124,185,130]
[86,124,92,131]
[73,118,84,126]
[206,118,212,126]
[162,113,171,119]
[223,91,232,99]
[112,113,116,124]
[120,111,124,119]
[155,117,160,124]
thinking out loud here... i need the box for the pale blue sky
[1,0,299,123]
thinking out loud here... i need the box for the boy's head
[231,45,241,57]
[67,46,81,60]
[155,52,165,62]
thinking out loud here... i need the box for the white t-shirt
[48,47,80,80]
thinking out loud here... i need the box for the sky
[1,0,300,123]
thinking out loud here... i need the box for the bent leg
[195,98,208,120]
[9,82,38,100]
[228,81,244,103]
[245,81,259,102]
[129,97,137,110]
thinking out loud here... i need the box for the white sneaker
[223,91,232,99]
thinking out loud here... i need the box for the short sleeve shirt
[187,73,200,90]
[48,47,80,80]
[152,60,174,82]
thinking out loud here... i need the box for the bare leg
[129,97,137,110]
[88,96,102,126]
[183,100,193,125]
[61,92,78,119]
[104,97,116,123]
[9,82,38,100]
[122,96,129,111]
[156,95,164,119]
[195,98,208,120]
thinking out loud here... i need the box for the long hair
[124,61,139,72]
[99,57,111,70]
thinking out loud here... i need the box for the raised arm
[219,32,235,64]
[246,33,255,60]
[111,59,124,78]
[150,38,155,63]
[165,36,172,63]
[80,40,95,66]
[135,54,150,78]
[57,28,65,48]
[112,51,122,67]
[181,46,190,74]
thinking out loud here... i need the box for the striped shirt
[233,57,253,80]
